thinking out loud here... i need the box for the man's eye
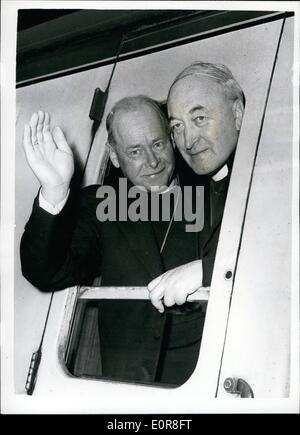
[171,123,183,133]
[194,115,208,125]
[153,141,165,151]
[129,149,142,158]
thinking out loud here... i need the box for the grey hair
[106,95,169,147]
[168,61,245,106]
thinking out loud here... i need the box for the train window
[64,287,209,387]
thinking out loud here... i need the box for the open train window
[64,287,209,387]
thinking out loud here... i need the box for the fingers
[23,123,34,161]
[43,112,50,133]
[23,123,32,149]
[149,294,165,313]
[36,111,45,144]
[148,274,165,313]
[43,112,53,143]
[25,111,72,168]
[23,121,44,167]
[149,281,186,313]
[28,111,51,146]
[164,290,186,307]
[148,274,163,292]
[148,267,192,313]
[148,284,165,313]
[29,112,39,145]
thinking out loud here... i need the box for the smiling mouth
[142,167,165,177]
[188,148,209,157]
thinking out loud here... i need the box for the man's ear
[107,142,120,168]
[232,99,244,131]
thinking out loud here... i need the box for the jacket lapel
[117,219,164,280]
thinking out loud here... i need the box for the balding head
[168,61,245,106]
[106,96,169,148]
[106,96,175,191]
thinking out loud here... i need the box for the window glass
[66,298,208,387]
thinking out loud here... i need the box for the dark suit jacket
[176,151,232,288]
[20,179,207,384]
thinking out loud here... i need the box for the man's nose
[184,125,198,150]
[145,148,159,168]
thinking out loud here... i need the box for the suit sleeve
[20,185,102,291]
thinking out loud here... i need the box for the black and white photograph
[1,1,299,415]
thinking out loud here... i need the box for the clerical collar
[158,176,179,194]
[212,164,229,182]
[133,176,179,195]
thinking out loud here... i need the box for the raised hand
[23,111,74,205]
[148,260,204,313]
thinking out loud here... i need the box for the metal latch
[25,349,42,395]
[223,377,254,398]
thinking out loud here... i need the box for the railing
[78,286,210,301]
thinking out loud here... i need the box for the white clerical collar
[155,176,178,194]
[135,177,178,195]
[212,164,229,182]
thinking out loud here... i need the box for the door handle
[223,377,254,398]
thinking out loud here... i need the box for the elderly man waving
[21,95,206,386]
